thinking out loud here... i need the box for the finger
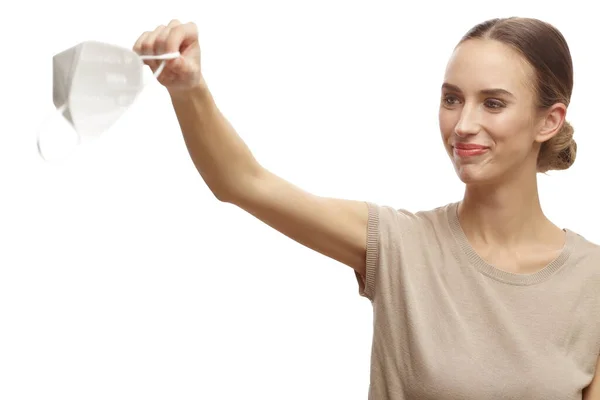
[143,25,166,54]
[133,31,157,70]
[143,25,166,70]
[133,31,150,56]
[167,19,181,29]
[166,22,198,54]
[155,20,181,55]
[162,20,184,72]
[155,26,171,56]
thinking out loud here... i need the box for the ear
[534,103,567,144]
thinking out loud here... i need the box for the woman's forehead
[443,39,535,97]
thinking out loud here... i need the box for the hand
[133,19,204,93]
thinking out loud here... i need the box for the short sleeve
[355,202,380,302]
[354,202,418,303]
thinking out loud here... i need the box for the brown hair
[459,17,576,172]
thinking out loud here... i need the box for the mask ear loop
[36,51,181,163]
[139,51,180,78]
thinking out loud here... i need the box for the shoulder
[358,201,458,301]
[560,229,600,284]
[366,201,458,249]
[368,201,457,230]
[568,229,600,262]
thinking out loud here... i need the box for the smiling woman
[132,16,600,400]
[439,19,576,185]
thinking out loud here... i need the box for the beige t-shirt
[355,201,600,399]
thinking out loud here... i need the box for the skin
[439,38,568,275]
[133,20,600,397]
[441,40,600,397]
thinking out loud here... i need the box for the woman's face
[439,38,544,186]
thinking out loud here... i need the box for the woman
[133,17,600,399]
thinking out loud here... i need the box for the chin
[453,164,497,185]
[448,148,501,185]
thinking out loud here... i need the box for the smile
[453,145,489,157]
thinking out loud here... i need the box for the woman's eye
[485,99,505,109]
[443,95,460,105]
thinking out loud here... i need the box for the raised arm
[134,20,370,276]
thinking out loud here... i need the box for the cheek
[485,113,532,148]
[438,110,457,140]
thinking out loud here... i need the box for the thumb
[166,56,185,72]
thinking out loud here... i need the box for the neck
[458,169,556,246]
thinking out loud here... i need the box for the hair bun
[537,121,576,172]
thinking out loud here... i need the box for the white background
[2,1,600,399]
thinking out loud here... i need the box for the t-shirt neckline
[446,201,575,285]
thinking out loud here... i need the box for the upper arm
[583,355,600,400]
[228,168,370,276]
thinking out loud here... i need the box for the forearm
[169,81,263,201]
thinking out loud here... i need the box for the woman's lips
[453,143,489,157]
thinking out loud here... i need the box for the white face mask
[37,40,179,162]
